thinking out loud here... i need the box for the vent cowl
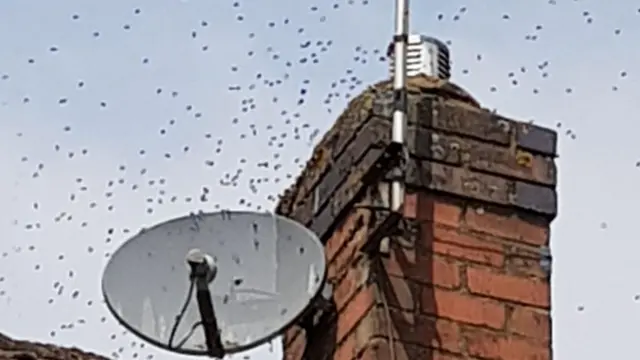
[388,34,451,80]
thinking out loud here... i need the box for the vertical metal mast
[390,0,409,213]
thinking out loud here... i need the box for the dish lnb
[388,34,451,80]
[186,248,217,283]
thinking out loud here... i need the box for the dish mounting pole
[390,0,409,213]
[186,252,225,358]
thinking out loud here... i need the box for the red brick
[329,226,368,273]
[283,326,304,347]
[404,193,462,228]
[333,332,357,360]
[362,306,462,354]
[422,224,506,268]
[358,338,392,360]
[283,330,306,360]
[422,288,506,329]
[402,192,418,218]
[417,315,462,354]
[464,208,549,246]
[381,246,413,278]
[360,338,463,360]
[432,241,505,268]
[333,272,354,311]
[325,222,348,264]
[465,328,550,360]
[466,266,549,308]
[336,286,376,343]
[333,260,370,311]
[431,224,504,252]
[328,224,367,282]
[383,275,420,311]
[507,305,550,342]
[352,309,379,355]
[325,212,364,264]
[384,249,461,290]
[431,256,462,289]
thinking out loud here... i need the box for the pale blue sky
[1,0,639,359]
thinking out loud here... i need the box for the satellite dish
[102,211,328,357]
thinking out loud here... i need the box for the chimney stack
[279,74,557,360]
[388,34,451,80]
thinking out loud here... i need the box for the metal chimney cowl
[388,34,451,80]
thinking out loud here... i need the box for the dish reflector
[102,211,327,355]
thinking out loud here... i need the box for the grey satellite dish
[102,211,329,358]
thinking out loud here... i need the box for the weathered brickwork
[279,74,556,360]
[0,333,109,360]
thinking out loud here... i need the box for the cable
[378,283,395,360]
[174,321,203,349]
[373,259,396,360]
[170,287,275,350]
[168,278,196,348]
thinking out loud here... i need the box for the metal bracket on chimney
[364,209,403,256]
[356,191,404,256]
[355,141,407,256]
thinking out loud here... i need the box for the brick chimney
[276,74,557,360]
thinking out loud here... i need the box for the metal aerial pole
[390,0,409,213]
